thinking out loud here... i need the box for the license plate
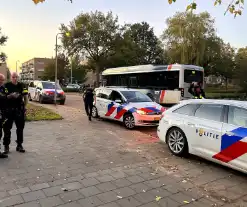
[154,117,160,121]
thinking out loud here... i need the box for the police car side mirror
[115,99,122,104]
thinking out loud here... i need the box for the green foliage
[162,11,236,87]
[0,28,8,63]
[60,11,119,85]
[70,55,87,83]
[162,12,216,67]
[169,0,244,17]
[42,53,69,81]
[235,47,247,92]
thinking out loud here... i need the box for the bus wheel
[123,114,135,129]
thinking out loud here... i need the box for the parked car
[157,99,247,173]
[92,87,165,129]
[28,80,66,105]
[66,84,80,89]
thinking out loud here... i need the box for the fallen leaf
[155,196,162,201]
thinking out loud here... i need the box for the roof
[102,64,203,75]
[180,99,247,108]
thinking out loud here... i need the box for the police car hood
[126,102,163,111]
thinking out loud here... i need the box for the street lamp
[16,60,20,73]
[54,32,70,105]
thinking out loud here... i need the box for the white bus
[101,64,204,104]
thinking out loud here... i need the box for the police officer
[188,81,205,99]
[3,72,28,154]
[83,86,94,121]
[0,74,8,158]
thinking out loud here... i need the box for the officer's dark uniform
[3,82,28,154]
[83,88,94,121]
[188,82,206,99]
[0,85,8,158]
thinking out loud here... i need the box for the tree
[60,11,119,86]
[235,47,247,92]
[42,53,69,81]
[210,42,235,89]
[0,28,8,63]
[32,0,244,17]
[162,12,216,67]
[169,0,244,17]
[123,22,164,64]
[69,55,87,83]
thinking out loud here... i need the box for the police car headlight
[136,110,147,115]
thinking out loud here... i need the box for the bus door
[182,68,204,99]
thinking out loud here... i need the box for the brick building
[20,58,53,83]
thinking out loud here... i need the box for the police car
[92,87,165,129]
[157,99,247,173]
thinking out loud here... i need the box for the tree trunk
[225,77,228,91]
[95,65,100,87]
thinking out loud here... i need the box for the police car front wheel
[123,114,135,129]
[166,127,188,157]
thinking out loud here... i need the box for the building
[20,58,53,83]
[0,63,9,81]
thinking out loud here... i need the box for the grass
[26,104,63,121]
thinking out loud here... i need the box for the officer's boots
[3,145,9,154]
[0,152,8,158]
[16,144,25,153]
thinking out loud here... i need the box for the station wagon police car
[92,87,165,129]
[157,99,247,173]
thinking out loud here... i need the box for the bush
[206,92,246,100]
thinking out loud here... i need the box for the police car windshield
[120,91,152,103]
[42,82,61,90]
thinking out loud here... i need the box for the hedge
[207,92,246,100]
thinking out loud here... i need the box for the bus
[101,64,204,104]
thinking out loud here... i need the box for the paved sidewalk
[0,104,246,207]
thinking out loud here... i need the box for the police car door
[108,90,125,121]
[218,105,247,170]
[99,89,112,119]
[29,81,35,100]
[186,104,223,159]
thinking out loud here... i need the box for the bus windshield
[120,91,152,103]
[184,70,203,83]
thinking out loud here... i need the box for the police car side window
[173,104,199,116]
[228,106,247,127]
[194,104,223,122]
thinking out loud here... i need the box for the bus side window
[129,76,137,87]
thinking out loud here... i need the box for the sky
[1,0,247,72]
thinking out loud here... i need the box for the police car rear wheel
[167,128,188,157]
[39,95,44,104]
[92,106,98,118]
[123,114,135,129]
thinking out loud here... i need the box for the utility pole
[16,60,20,73]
